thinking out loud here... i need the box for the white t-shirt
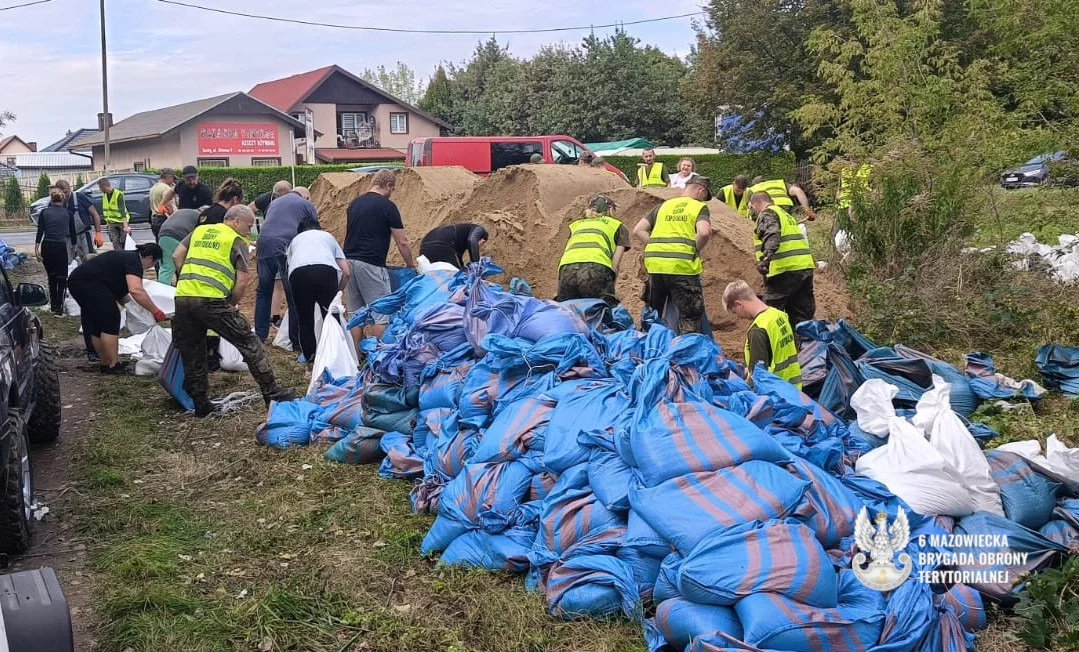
[286,230,346,280]
[670,173,694,189]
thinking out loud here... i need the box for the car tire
[0,413,33,555]
[27,342,61,447]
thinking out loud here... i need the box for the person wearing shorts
[342,170,415,345]
[67,244,168,373]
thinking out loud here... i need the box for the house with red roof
[250,65,451,164]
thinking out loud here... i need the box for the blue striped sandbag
[785,458,865,548]
[630,400,791,487]
[587,447,634,513]
[414,408,452,455]
[678,519,838,608]
[438,527,535,573]
[546,554,640,621]
[1040,519,1079,551]
[420,461,534,555]
[735,570,885,651]
[629,461,810,555]
[323,427,385,465]
[873,580,937,652]
[530,466,625,567]
[424,412,478,482]
[470,396,554,464]
[652,551,682,604]
[377,431,424,481]
[985,450,1062,530]
[655,598,743,651]
[543,379,631,473]
[953,513,1068,602]
[939,583,986,631]
[526,471,558,502]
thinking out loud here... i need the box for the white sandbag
[64,292,80,317]
[913,377,1005,517]
[118,331,148,357]
[135,326,172,376]
[67,260,78,274]
[125,304,156,335]
[125,234,137,250]
[998,436,1079,477]
[850,379,898,437]
[856,416,977,517]
[312,293,357,365]
[416,254,459,275]
[996,440,1043,458]
[273,311,293,351]
[124,280,176,335]
[306,307,359,396]
[219,337,248,373]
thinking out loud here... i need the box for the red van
[405,135,629,183]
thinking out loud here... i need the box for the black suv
[0,269,61,554]
[29,173,157,226]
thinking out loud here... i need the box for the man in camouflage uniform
[633,175,713,335]
[172,205,294,417]
[555,195,631,307]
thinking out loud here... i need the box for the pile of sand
[251,164,849,358]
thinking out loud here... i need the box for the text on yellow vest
[753,205,814,278]
[637,163,666,188]
[744,306,803,389]
[643,197,706,276]
[559,215,623,271]
[176,224,242,300]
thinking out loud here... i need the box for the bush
[74,174,85,188]
[1015,555,1079,650]
[1048,158,1079,188]
[34,172,51,200]
[605,152,796,188]
[146,164,377,196]
[3,177,25,216]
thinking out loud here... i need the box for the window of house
[491,142,543,171]
[251,158,281,167]
[390,113,409,135]
[197,158,229,168]
[133,162,145,172]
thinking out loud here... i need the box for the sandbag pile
[257,259,1075,652]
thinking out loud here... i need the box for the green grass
[970,186,1079,249]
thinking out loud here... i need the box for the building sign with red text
[196,123,279,155]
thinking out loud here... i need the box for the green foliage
[430,33,691,144]
[3,176,24,215]
[361,61,426,106]
[34,171,51,200]
[604,152,796,188]
[1048,158,1079,187]
[1015,555,1079,650]
[146,164,364,196]
[74,173,85,188]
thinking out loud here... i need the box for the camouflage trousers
[646,273,704,336]
[173,297,280,412]
[555,263,619,307]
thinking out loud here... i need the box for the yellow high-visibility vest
[101,190,126,224]
[176,224,241,300]
[643,197,706,276]
[558,215,623,271]
[838,164,872,209]
[749,179,794,208]
[745,306,803,389]
[637,163,667,188]
[753,205,814,278]
[720,184,749,217]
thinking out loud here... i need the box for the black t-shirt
[420,223,488,263]
[344,192,403,267]
[69,250,143,300]
[198,203,227,225]
[253,191,273,214]
[176,182,214,210]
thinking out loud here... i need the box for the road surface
[2,224,153,251]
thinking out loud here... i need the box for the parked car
[29,173,157,226]
[1000,151,1068,189]
[349,164,403,174]
[0,269,60,555]
[405,135,630,183]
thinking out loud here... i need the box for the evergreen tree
[34,172,51,201]
[74,174,85,188]
[4,177,25,216]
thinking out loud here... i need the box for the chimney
[96,113,114,130]
[27,142,37,152]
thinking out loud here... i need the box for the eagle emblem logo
[852,506,913,591]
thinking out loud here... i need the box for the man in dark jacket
[418,223,488,269]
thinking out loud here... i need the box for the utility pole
[99,0,110,172]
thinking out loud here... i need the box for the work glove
[757,259,771,277]
[94,232,104,248]
[152,309,168,323]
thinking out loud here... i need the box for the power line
[0,0,52,12]
[155,0,704,35]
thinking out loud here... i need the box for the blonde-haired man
[723,280,802,389]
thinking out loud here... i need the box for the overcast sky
[0,0,703,147]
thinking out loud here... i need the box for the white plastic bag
[64,292,81,317]
[850,379,898,437]
[312,293,357,364]
[135,326,172,376]
[219,337,248,373]
[124,233,137,250]
[998,435,1079,477]
[273,310,293,351]
[124,280,176,335]
[913,377,1004,516]
[306,307,359,396]
[416,254,459,275]
[855,416,977,517]
[118,331,149,357]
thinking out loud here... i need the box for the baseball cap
[687,174,712,200]
[588,195,614,214]
[182,165,198,178]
